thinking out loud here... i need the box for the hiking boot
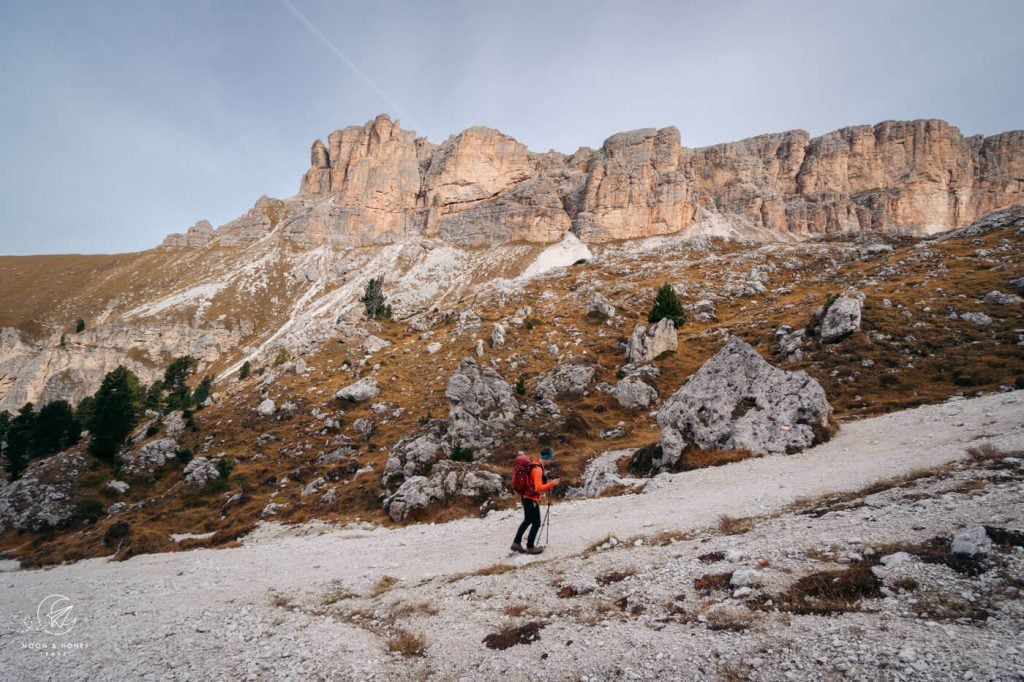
[510,543,525,553]
[525,546,544,555]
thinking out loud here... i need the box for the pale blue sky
[1,0,1022,255]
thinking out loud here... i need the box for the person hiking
[510,448,560,554]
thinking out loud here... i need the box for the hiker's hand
[552,478,561,486]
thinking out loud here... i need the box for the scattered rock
[426,342,443,355]
[960,312,992,326]
[951,526,992,556]
[820,291,864,343]
[106,480,130,495]
[119,438,179,479]
[615,375,658,409]
[588,292,616,318]
[532,364,596,401]
[257,399,276,416]
[336,377,381,403]
[625,319,678,364]
[491,323,506,349]
[983,290,1022,305]
[182,458,219,487]
[362,335,390,354]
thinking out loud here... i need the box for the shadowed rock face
[656,337,833,466]
[235,114,1024,247]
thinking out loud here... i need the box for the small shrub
[371,575,399,597]
[892,578,919,592]
[238,361,251,380]
[450,443,474,462]
[719,515,753,535]
[822,291,839,314]
[175,448,193,465]
[273,349,290,367]
[74,498,105,525]
[515,375,526,396]
[75,318,85,333]
[693,572,733,592]
[215,457,235,478]
[615,369,626,380]
[144,419,162,438]
[483,621,546,650]
[524,317,540,330]
[707,608,760,632]
[597,567,636,585]
[103,520,131,546]
[966,443,1023,462]
[698,551,726,564]
[779,566,881,615]
[387,629,426,657]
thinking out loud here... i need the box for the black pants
[514,497,541,548]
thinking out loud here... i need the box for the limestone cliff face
[267,115,1023,245]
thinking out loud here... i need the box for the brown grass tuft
[966,443,1023,462]
[718,515,753,535]
[685,448,750,470]
[778,565,881,615]
[387,628,426,657]
[371,575,399,597]
[482,621,546,650]
[596,567,637,585]
[693,571,733,592]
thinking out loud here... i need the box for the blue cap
[540,447,554,460]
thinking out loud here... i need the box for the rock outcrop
[382,460,505,522]
[446,359,520,451]
[531,364,596,401]
[282,115,1024,247]
[615,375,659,409]
[625,319,678,365]
[382,421,449,493]
[0,451,88,531]
[820,291,865,343]
[182,457,219,487]
[656,337,833,468]
[119,438,179,479]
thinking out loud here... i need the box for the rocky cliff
[164,115,1024,248]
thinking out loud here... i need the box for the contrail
[278,0,420,132]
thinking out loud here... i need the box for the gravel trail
[2,390,1022,680]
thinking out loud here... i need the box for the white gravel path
[2,390,1022,680]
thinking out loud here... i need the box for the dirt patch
[482,621,546,650]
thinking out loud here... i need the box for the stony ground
[2,390,1023,681]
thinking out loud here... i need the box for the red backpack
[511,454,539,497]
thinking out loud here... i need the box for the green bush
[238,361,251,380]
[273,349,290,367]
[450,443,474,462]
[648,283,685,328]
[175,448,193,465]
[215,457,235,478]
[515,375,526,396]
[75,318,85,333]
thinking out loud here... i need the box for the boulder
[119,438,179,479]
[381,421,449,493]
[820,291,864,343]
[426,342,442,355]
[625,319,677,364]
[182,457,219,487]
[730,569,764,587]
[335,377,381,402]
[446,358,520,450]
[951,526,992,556]
[352,417,376,439]
[0,451,88,531]
[614,375,658,409]
[566,450,646,499]
[362,335,390,354]
[382,460,504,521]
[532,364,596,400]
[983,290,1022,305]
[656,337,832,468]
[257,399,276,416]
[106,480,130,495]
[775,325,805,359]
[491,323,506,349]
[588,292,616,318]
[475,339,485,357]
[686,299,717,323]
[960,311,992,326]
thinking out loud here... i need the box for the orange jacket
[525,459,555,501]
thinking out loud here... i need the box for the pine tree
[3,403,36,479]
[33,400,79,456]
[361,276,389,319]
[192,376,213,408]
[238,360,251,380]
[163,356,196,412]
[88,366,143,463]
[75,318,85,333]
[648,283,686,328]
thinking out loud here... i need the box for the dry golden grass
[596,567,637,585]
[718,515,753,535]
[447,562,516,583]
[778,565,882,615]
[482,621,545,650]
[685,448,751,469]
[4,216,1022,567]
[693,571,733,592]
[966,443,1024,462]
[370,575,399,597]
[387,628,426,657]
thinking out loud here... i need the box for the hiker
[510,448,560,554]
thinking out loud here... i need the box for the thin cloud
[278,0,420,131]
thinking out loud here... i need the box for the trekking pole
[544,498,551,546]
